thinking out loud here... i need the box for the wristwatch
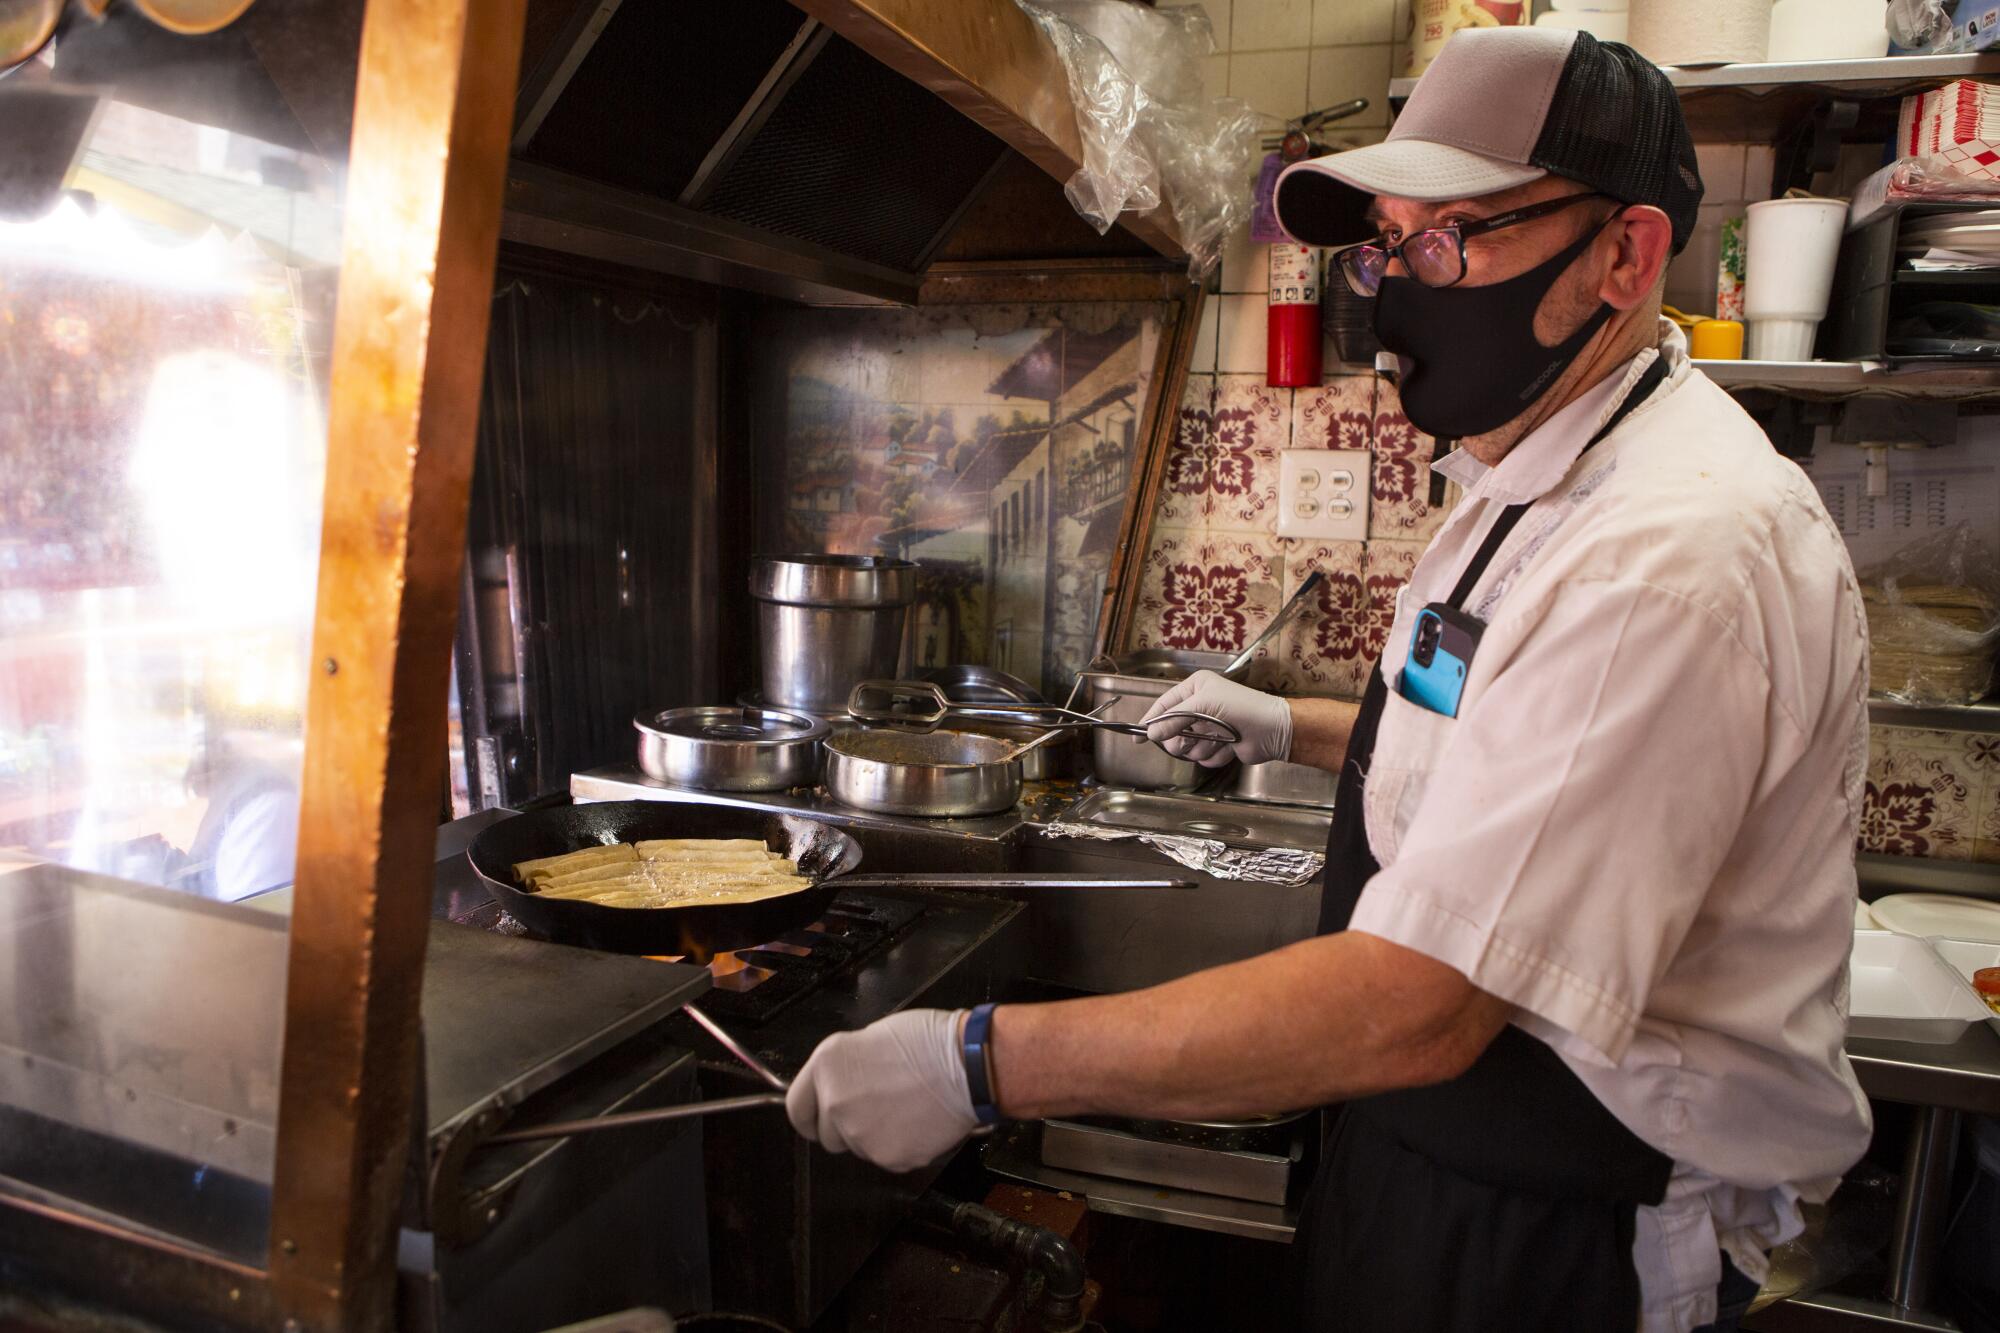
[960,1002,1001,1126]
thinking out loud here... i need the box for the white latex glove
[1141,670,1294,767]
[785,1008,979,1174]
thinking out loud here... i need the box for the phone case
[1399,604,1483,718]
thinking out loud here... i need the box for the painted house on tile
[956,319,1155,687]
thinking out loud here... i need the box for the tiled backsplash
[1135,367,1444,701]
[1865,728,2000,865]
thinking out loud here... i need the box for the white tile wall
[1194,0,1233,51]
[1232,0,1314,51]
[1215,293,1271,373]
[1307,44,1394,126]
[1313,0,1394,46]
[1227,49,1312,122]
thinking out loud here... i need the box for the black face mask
[1373,221,1614,441]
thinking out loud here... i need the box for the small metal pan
[466,802,860,958]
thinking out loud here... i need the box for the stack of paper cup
[1743,198,1849,361]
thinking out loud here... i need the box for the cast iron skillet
[466,801,863,958]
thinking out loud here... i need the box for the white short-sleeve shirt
[1350,322,1873,1332]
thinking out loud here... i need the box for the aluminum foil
[1040,820,1323,886]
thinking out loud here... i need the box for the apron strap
[1442,354,1670,613]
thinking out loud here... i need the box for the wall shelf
[1390,52,2000,144]
[1869,697,2000,734]
[1696,359,2000,401]
[1389,51,2000,103]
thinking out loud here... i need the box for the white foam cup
[1743,198,1848,361]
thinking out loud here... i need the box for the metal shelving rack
[1869,697,2000,734]
[1389,51,2000,103]
[1692,359,2000,400]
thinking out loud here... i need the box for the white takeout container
[1848,929,1989,1043]
[1925,936,2000,1041]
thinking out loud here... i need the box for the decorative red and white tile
[1132,531,1285,657]
[1371,377,1452,543]
[1958,732,2000,863]
[1266,540,1368,699]
[1978,785,2000,864]
[1202,376,1290,534]
[1859,731,1979,861]
[1155,374,1217,530]
[1291,374,1375,453]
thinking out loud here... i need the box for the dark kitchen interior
[2,0,1999,1331]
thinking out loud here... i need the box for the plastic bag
[1014,0,1259,278]
[1886,0,1956,52]
[1859,523,2000,706]
[1847,156,2000,231]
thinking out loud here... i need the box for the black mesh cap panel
[1530,33,1704,253]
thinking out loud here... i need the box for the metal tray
[1065,789,1331,853]
[1226,760,1338,810]
[1040,1117,1303,1205]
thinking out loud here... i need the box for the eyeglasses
[1330,192,1616,298]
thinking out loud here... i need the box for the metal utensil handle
[833,874,1195,891]
[1224,569,1326,677]
[846,679,951,727]
[484,1092,787,1145]
[685,1001,789,1093]
[1099,709,1241,744]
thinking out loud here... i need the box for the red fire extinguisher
[1267,240,1322,388]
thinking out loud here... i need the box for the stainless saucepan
[822,728,1027,818]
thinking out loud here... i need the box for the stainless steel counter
[1849,1025,2000,1116]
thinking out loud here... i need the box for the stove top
[452,882,1021,1077]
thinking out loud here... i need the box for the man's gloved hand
[785,1008,979,1173]
[1142,670,1294,767]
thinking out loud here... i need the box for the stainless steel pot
[751,555,917,714]
[634,706,828,792]
[822,728,1022,818]
[1075,649,1247,792]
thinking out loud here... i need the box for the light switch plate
[1277,448,1370,540]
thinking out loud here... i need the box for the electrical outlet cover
[1277,448,1370,540]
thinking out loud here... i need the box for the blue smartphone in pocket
[1399,604,1484,718]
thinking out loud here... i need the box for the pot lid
[636,706,828,745]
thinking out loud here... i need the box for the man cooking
[785,28,1872,1332]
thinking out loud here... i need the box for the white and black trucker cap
[1275,27,1703,253]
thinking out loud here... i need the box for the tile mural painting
[756,303,1168,698]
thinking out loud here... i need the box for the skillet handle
[833,873,1196,891]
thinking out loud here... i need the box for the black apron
[1291,359,1672,1333]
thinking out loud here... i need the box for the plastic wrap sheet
[1861,523,2000,707]
[1041,819,1324,886]
[1014,0,1259,277]
[1848,156,2000,231]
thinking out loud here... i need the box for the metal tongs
[847,679,1241,750]
[484,1003,788,1145]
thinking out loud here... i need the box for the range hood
[504,0,1183,304]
